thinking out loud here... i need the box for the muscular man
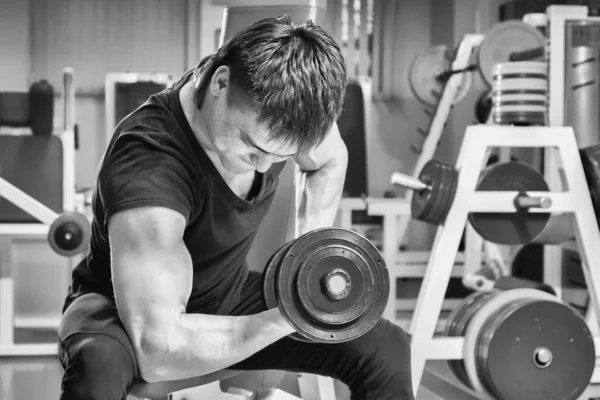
[58,15,414,400]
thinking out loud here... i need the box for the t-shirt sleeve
[97,133,196,226]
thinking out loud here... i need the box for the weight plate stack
[492,61,548,126]
[262,227,390,343]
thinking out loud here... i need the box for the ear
[209,65,230,97]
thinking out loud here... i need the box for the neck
[180,81,216,154]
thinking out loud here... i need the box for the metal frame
[104,72,177,148]
[0,67,77,356]
[409,125,600,397]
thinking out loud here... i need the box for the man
[58,15,414,400]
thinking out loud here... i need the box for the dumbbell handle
[390,173,431,191]
[514,194,552,210]
[509,46,544,62]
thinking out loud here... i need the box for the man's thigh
[58,292,138,373]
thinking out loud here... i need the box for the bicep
[108,206,192,347]
[294,122,348,172]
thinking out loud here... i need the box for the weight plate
[47,211,90,257]
[409,45,472,107]
[475,91,493,124]
[262,240,307,342]
[444,291,498,388]
[511,242,544,282]
[580,144,600,216]
[468,162,550,244]
[412,160,459,225]
[462,288,559,395]
[275,227,389,343]
[492,111,546,126]
[476,298,595,400]
[493,61,547,76]
[478,21,545,87]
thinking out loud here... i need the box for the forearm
[297,150,348,235]
[141,308,294,382]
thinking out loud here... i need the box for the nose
[250,153,273,173]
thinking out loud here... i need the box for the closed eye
[240,132,295,158]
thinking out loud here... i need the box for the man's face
[209,97,298,175]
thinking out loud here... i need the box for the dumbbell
[47,211,91,257]
[261,227,390,343]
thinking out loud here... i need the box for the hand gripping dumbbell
[261,227,390,343]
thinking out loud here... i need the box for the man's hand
[293,122,348,235]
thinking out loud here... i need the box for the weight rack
[409,125,600,398]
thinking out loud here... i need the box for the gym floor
[0,331,61,400]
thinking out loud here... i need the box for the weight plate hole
[533,347,553,369]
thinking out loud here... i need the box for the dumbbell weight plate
[475,297,594,400]
[444,290,498,388]
[262,240,307,342]
[462,288,559,396]
[468,162,551,245]
[478,21,545,88]
[47,211,90,257]
[275,227,389,343]
[411,160,459,225]
[409,45,472,107]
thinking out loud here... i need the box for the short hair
[193,15,347,155]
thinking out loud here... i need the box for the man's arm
[294,122,349,235]
[109,206,295,383]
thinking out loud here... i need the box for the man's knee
[60,333,136,400]
[384,322,411,357]
[362,321,412,387]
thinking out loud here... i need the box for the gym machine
[0,68,90,356]
[389,5,600,400]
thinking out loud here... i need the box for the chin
[222,156,254,174]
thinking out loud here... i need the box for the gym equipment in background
[0,67,87,357]
[262,227,389,343]
[477,20,545,88]
[446,289,594,400]
[491,61,548,126]
[338,77,370,199]
[405,124,600,399]
[104,72,176,148]
[391,160,553,245]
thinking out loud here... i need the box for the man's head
[192,15,347,174]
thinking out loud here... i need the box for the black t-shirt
[65,69,286,315]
